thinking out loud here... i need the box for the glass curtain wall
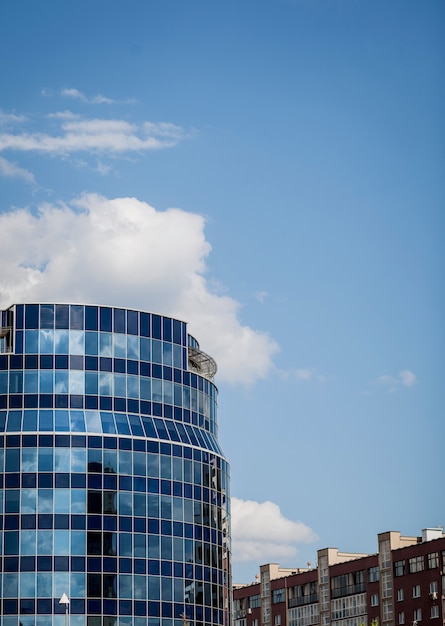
[0,304,231,626]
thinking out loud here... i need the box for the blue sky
[0,1,444,582]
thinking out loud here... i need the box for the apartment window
[383,600,393,621]
[253,619,259,626]
[431,605,439,619]
[413,608,422,622]
[398,612,405,625]
[272,589,285,604]
[394,560,405,577]
[382,571,392,598]
[430,581,438,594]
[397,588,404,601]
[428,552,439,569]
[274,615,281,626]
[250,595,261,609]
[369,566,380,582]
[409,556,424,573]
[371,593,379,606]
[412,585,421,598]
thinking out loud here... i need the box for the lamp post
[59,593,70,626]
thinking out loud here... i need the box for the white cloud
[0,157,35,183]
[0,117,186,155]
[60,88,137,105]
[399,369,416,387]
[295,368,314,380]
[231,497,317,563]
[0,110,27,125]
[0,194,278,385]
[61,88,113,104]
[376,369,417,391]
[255,290,268,303]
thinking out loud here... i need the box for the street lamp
[59,593,70,626]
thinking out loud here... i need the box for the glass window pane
[39,329,54,354]
[54,329,69,353]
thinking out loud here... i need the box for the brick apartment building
[233,528,444,626]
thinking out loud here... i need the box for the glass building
[0,303,231,626]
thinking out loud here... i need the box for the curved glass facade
[0,304,231,626]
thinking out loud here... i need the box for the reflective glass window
[55,410,70,431]
[21,489,37,514]
[9,371,23,393]
[127,375,139,399]
[55,371,68,394]
[127,335,139,359]
[113,333,126,358]
[37,529,53,552]
[37,572,52,597]
[163,342,172,366]
[140,337,150,361]
[85,331,98,355]
[100,333,112,356]
[20,572,36,597]
[39,371,53,394]
[152,340,162,364]
[70,371,84,394]
[100,373,112,396]
[70,411,86,432]
[140,378,151,401]
[25,370,38,393]
[114,374,126,397]
[85,371,98,395]
[54,489,71,514]
[39,330,54,354]
[25,330,39,353]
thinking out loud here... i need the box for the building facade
[233,529,444,626]
[0,303,231,626]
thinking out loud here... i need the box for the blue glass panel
[141,416,156,438]
[164,420,181,442]
[128,414,144,437]
[22,410,37,431]
[70,411,86,432]
[127,375,139,399]
[153,419,169,441]
[25,305,39,329]
[114,308,126,333]
[113,333,126,358]
[55,371,68,394]
[140,378,151,401]
[127,335,139,359]
[25,330,39,353]
[85,331,98,355]
[85,411,102,433]
[184,425,199,446]
[70,305,84,330]
[55,304,69,329]
[175,422,191,445]
[24,371,38,393]
[85,305,98,331]
[114,413,131,435]
[100,307,112,332]
[100,412,116,434]
[9,371,22,393]
[0,371,7,393]
[6,411,22,432]
[70,330,85,355]
[100,333,112,357]
[54,410,69,431]
[39,371,53,394]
